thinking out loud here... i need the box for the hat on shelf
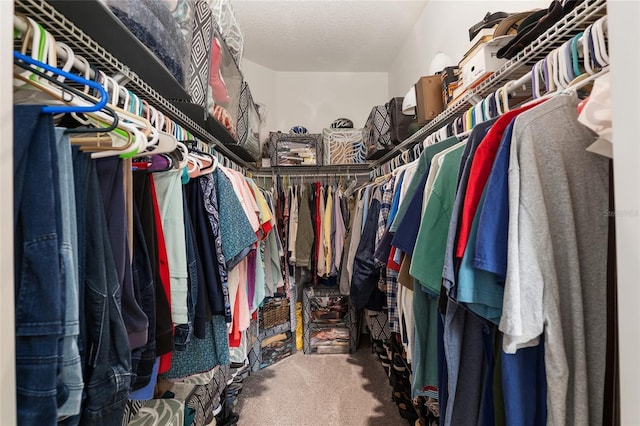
[402,86,417,116]
[496,1,564,59]
[330,118,354,129]
[492,9,542,38]
[428,51,455,75]
[290,126,308,135]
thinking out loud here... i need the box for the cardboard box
[415,75,444,125]
[459,35,514,90]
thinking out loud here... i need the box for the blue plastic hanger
[14,51,108,114]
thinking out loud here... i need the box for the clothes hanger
[591,18,608,67]
[141,102,177,155]
[14,51,108,115]
[557,46,571,89]
[122,88,158,149]
[570,32,584,78]
[497,84,509,114]
[583,25,596,75]
[597,18,609,64]
[13,59,121,136]
[13,57,136,153]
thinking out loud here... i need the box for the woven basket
[259,298,290,329]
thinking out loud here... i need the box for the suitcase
[363,105,391,160]
[388,97,416,145]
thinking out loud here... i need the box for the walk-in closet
[3,0,639,425]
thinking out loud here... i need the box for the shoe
[397,401,419,422]
[393,354,407,372]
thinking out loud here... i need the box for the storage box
[415,76,444,125]
[269,132,323,166]
[322,128,366,165]
[459,35,514,90]
[302,287,357,355]
[259,297,290,329]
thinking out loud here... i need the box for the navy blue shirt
[473,120,515,279]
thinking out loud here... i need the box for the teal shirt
[410,143,465,293]
[457,188,504,324]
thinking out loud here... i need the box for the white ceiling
[232,0,429,72]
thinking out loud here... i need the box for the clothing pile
[344,94,616,426]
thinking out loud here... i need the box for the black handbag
[364,105,391,160]
[388,97,415,145]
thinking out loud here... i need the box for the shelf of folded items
[15,0,257,170]
[302,286,358,355]
[372,0,607,167]
[248,325,294,372]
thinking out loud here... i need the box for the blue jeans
[96,158,149,350]
[13,106,65,425]
[55,129,84,420]
[74,151,132,425]
[130,203,156,391]
[178,190,198,350]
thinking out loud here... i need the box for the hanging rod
[253,164,371,177]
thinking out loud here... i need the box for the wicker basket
[259,298,290,329]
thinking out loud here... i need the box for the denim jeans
[179,190,199,350]
[13,105,65,425]
[55,129,84,420]
[75,152,131,425]
[96,158,149,350]
[130,204,156,391]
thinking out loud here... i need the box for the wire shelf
[14,0,255,170]
[373,0,608,167]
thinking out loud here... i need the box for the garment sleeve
[500,128,547,353]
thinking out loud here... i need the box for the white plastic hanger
[583,25,596,75]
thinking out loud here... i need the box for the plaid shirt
[386,268,400,334]
[376,176,395,248]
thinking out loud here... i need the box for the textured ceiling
[232,0,429,72]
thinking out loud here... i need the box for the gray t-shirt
[500,94,608,426]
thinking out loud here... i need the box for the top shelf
[15,0,255,170]
[45,0,191,102]
[373,0,608,167]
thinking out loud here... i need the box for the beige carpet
[235,346,407,426]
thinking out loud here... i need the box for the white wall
[273,71,388,133]
[242,59,389,134]
[1,1,15,423]
[609,1,640,423]
[241,59,278,134]
[388,0,550,96]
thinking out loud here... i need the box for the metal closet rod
[253,172,370,178]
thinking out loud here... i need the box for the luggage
[388,97,416,145]
[363,105,391,160]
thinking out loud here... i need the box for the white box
[460,35,514,90]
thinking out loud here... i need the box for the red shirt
[455,100,545,259]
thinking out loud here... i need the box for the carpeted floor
[235,345,408,426]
